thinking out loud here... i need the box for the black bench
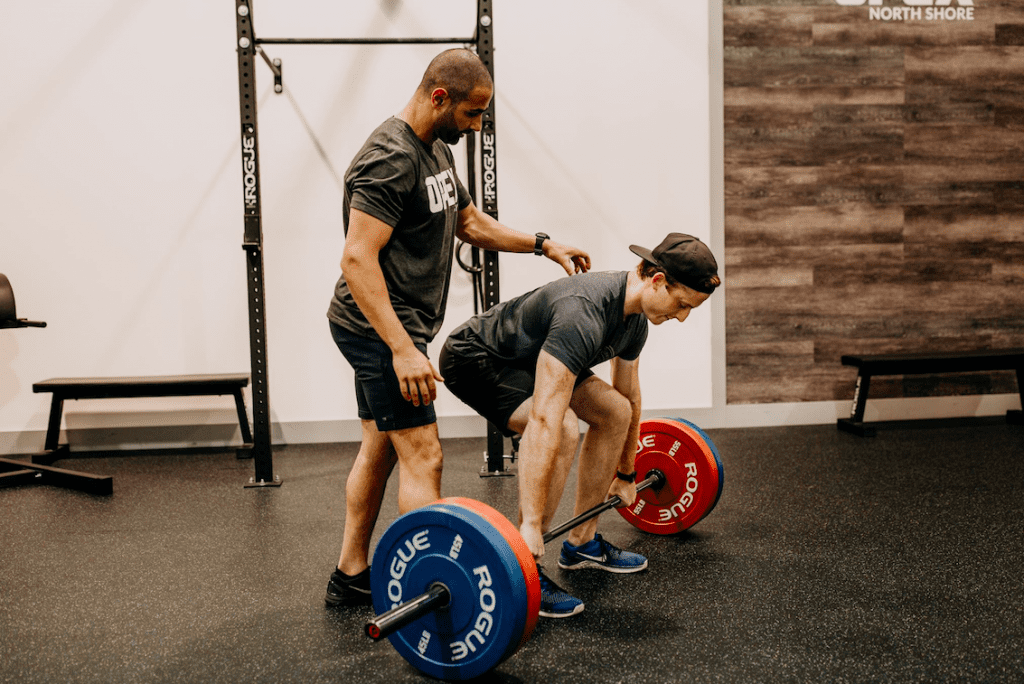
[32,373,254,463]
[837,349,1024,436]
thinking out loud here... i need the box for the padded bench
[32,373,254,459]
[837,349,1024,437]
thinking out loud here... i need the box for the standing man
[439,233,720,617]
[324,49,590,607]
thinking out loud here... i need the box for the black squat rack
[232,0,516,485]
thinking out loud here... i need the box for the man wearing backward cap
[440,232,721,618]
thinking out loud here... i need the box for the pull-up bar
[233,0,511,489]
[251,10,490,45]
[255,37,476,45]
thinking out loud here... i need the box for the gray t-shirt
[446,271,649,376]
[327,117,472,344]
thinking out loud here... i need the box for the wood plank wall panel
[723,0,1024,404]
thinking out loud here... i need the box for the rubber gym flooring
[2,420,1022,684]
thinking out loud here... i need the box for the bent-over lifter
[440,232,721,617]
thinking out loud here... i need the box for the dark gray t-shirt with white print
[328,117,472,344]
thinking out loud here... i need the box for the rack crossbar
[255,37,475,45]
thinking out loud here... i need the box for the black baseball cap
[629,233,719,294]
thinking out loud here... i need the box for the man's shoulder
[346,119,421,188]
[545,271,626,301]
[355,118,454,172]
[359,118,417,155]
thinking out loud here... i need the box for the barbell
[362,417,724,681]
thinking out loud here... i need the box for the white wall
[0,0,717,453]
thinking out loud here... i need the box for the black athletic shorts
[438,341,593,437]
[330,321,436,432]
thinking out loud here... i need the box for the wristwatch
[533,232,549,256]
[615,470,637,483]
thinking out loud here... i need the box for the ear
[650,272,667,289]
[431,88,448,108]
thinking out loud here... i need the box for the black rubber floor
[2,420,1022,683]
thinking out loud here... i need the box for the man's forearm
[459,206,534,253]
[619,402,643,474]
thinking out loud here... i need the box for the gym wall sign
[835,0,976,22]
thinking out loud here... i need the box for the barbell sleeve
[542,468,666,543]
[365,583,450,641]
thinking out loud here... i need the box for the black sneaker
[325,567,372,607]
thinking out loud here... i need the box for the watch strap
[533,233,549,256]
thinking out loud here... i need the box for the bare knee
[408,440,443,476]
[395,426,442,470]
[560,409,581,458]
[586,391,631,433]
[346,424,396,497]
[390,424,444,511]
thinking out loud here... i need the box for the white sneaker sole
[539,603,585,618]
[557,558,649,573]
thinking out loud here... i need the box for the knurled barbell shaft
[364,469,666,640]
[542,468,665,543]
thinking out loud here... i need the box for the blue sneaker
[558,533,648,574]
[538,568,584,618]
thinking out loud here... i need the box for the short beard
[435,109,463,145]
